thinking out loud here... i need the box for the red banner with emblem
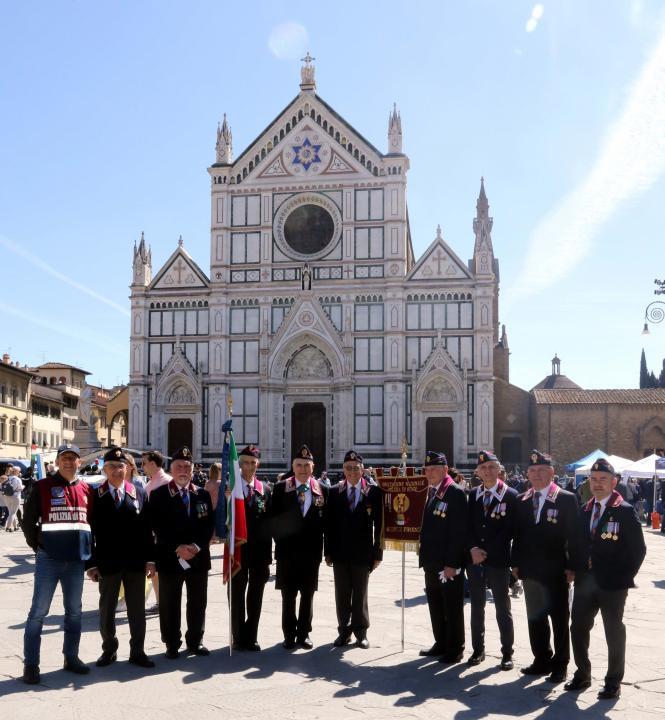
[374,468,428,551]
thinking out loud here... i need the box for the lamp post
[641,279,665,335]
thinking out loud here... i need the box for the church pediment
[415,337,465,407]
[407,229,472,282]
[150,247,210,291]
[155,344,200,405]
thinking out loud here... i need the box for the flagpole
[399,437,408,653]
[227,394,233,657]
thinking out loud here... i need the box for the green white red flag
[223,432,247,582]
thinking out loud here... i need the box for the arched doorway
[291,403,326,472]
[426,417,454,467]
[168,418,193,457]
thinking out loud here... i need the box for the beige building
[0,354,33,461]
[30,383,64,462]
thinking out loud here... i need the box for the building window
[231,195,261,226]
[149,343,174,373]
[0,385,5,404]
[149,309,209,337]
[230,232,260,264]
[146,387,152,445]
[406,336,434,370]
[230,306,260,334]
[355,189,383,221]
[406,302,473,330]
[320,301,343,331]
[354,227,384,259]
[355,303,384,331]
[405,335,474,370]
[271,300,293,333]
[0,417,5,441]
[467,384,475,445]
[230,340,260,374]
[354,338,384,372]
[354,386,383,445]
[231,388,258,444]
[9,419,17,443]
[11,387,18,406]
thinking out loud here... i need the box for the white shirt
[109,483,125,503]
[296,480,312,515]
[589,496,610,531]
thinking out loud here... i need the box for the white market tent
[576,454,635,476]
[621,454,665,480]
[565,449,608,473]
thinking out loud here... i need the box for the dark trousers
[468,564,514,655]
[229,564,270,645]
[281,587,314,641]
[423,568,465,657]
[98,570,146,655]
[571,572,628,686]
[333,563,370,639]
[523,577,570,671]
[158,570,208,650]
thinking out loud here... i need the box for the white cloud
[268,22,309,60]
[526,4,545,33]
[505,25,665,309]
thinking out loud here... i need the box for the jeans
[23,551,85,665]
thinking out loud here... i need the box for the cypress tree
[640,349,649,388]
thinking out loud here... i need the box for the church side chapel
[128,56,500,474]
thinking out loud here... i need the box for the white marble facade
[128,58,499,472]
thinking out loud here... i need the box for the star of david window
[291,137,321,171]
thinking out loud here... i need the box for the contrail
[0,235,131,317]
[505,21,665,308]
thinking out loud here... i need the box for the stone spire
[132,231,152,286]
[472,177,494,276]
[300,52,316,91]
[388,103,402,153]
[215,113,233,163]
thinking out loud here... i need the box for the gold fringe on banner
[384,540,420,553]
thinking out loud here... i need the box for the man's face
[105,461,126,488]
[239,457,259,480]
[477,461,500,487]
[142,457,156,478]
[589,470,617,500]
[171,459,193,487]
[343,461,364,486]
[527,464,554,491]
[292,458,313,482]
[56,452,81,479]
[424,465,447,486]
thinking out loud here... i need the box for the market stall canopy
[564,448,608,473]
[621,454,665,479]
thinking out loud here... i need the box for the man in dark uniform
[148,446,214,659]
[418,450,468,663]
[229,445,272,651]
[325,450,383,649]
[467,450,518,670]
[86,447,155,668]
[565,458,646,699]
[271,444,328,649]
[512,449,583,684]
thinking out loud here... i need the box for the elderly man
[325,450,383,649]
[21,443,93,684]
[467,450,518,670]
[271,444,328,650]
[565,458,646,699]
[148,446,214,659]
[86,447,155,668]
[512,449,583,684]
[418,450,468,663]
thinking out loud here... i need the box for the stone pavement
[1,529,663,719]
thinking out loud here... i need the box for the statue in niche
[286,346,331,379]
[302,263,312,290]
[77,385,95,428]
[423,378,456,403]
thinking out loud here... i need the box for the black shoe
[165,647,180,659]
[598,684,621,699]
[297,636,314,650]
[564,676,591,692]
[547,669,567,684]
[187,645,209,656]
[63,656,90,674]
[95,651,117,667]
[419,645,444,657]
[356,637,370,649]
[128,653,155,668]
[244,642,261,652]
[521,662,552,676]
[282,638,297,650]
[500,654,514,671]
[467,651,485,666]
[439,652,464,664]
[22,664,40,684]
[333,634,352,647]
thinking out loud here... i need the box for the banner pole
[401,544,405,652]
[228,560,233,656]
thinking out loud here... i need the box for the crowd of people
[15,442,648,702]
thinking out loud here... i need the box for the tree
[648,371,659,388]
[640,349,649,388]
[659,360,665,389]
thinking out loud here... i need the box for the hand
[145,562,156,578]
[224,486,231,499]
[565,569,575,584]
[176,545,195,561]
[511,567,520,579]
[87,568,100,582]
[470,548,487,565]
[371,559,381,572]
[443,566,458,580]
[325,556,333,567]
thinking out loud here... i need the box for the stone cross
[434,250,445,275]
[173,259,186,284]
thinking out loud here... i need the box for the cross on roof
[301,52,315,65]
[173,259,186,284]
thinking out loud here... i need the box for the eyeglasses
[105,463,126,472]
[344,465,362,472]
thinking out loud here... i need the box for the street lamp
[642,279,665,335]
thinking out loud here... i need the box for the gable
[407,238,472,282]
[150,248,210,291]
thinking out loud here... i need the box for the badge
[366,504,372,516]
[314,495,324,507]
[546,508,558,524]
[196,502,208,518]
[51,498,66,507]
[51,486,65,498]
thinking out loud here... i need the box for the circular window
[284,204,334,255]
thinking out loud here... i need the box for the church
[128,57,500,474]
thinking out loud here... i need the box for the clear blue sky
[1,1,665,390]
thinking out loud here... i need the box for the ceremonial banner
[375,468,428,552]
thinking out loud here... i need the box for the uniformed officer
[21,443,93,683]
[86,447,155,668]
[324,450,383,649]
[270,444,328,649]
[565,458,646,699]
[148,446,214,659]
[229,445,272,651]
[467,450,518,670]
[512,449,584,684]
[418,450,468,663]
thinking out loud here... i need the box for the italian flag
[223,433,247,582]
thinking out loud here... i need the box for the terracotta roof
[33,362,91,375]
[532,389,665,404]
[531,374,582,390]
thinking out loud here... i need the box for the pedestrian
[228,445,272,651]
[270,444,328,650]
[148,446,214,659]
[565,458,646,699]
[2,467,23,531]
[325,450,383,649]
[21,443,93,684]
[466,450,517,670]
[512,449,583,685]
[418,450,468,663]
[86,447,156,668]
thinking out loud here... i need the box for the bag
[1,481,15,497]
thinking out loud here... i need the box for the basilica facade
[128,58,500,473]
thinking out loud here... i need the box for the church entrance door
[291,403,326,473]
[168,418,193,457]
[426,417,454,467]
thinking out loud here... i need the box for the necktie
[590,501,602,536]
[296,484,308,512]
[181,489,190,515]
[348,485,357,511]
[114,488,121,508]
[483,490,492,516]
[532,491,541,523]
[427,486,436,506]
[245,483,254,505]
